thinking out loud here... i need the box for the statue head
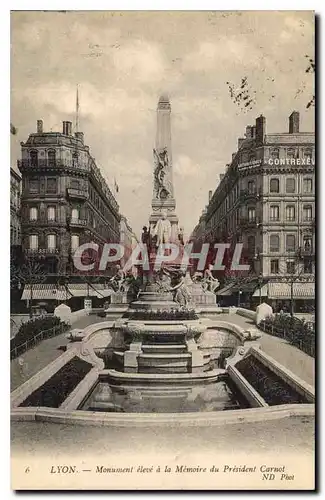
[161,209,168,220]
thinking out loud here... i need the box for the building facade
[120,215,138,271]
[18,120,120,277]
[10,167,21,247]
[202,111,315,310]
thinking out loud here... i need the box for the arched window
[286,234,296,252]
[286,205,295,221]
[247,180,256,194]
[287,148,295,159]
[30,150,38,167]
[270,234,280,252]
[47,206,56,221]
[48,149,56,166]
[270,178,279,193]
[304,149,312,160]
[29,207,38,221]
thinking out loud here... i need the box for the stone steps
[141,344,188,354]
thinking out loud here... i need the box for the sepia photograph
[10,9,315,490]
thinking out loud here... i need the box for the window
[46,178,57,194]
[47,234,56,250]
[48,150,56,166]
[29,178,39,194]
[303,178,313,193]
[248,207,255,222]
[287,148,295,159]
[286,205,295,221]
[70,179,80,190]
[247,235,255,253]
[303,257,313,274]
[47,206,56,221]
[270,205,279,221]
[71,208,79,220]
[29,234,38,250]
[270,259,279,274]
[30,151,38,167]
[303,205,312,221]
[286,178,296,193]
[270,148,279,160]
[286,261,295,274]
[270,178,279,193]
[270,234,280,252]
[304,149,312,160]
[247,180,255,194]
[286,234,296,252]
[29,207,38,221]
[303,236,312,252]
[71,235,79,251]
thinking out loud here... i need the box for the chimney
[208,190,212,202]
[251,126,256,139]
[37,120,43,133]
[75,131,84,144]
[289,111,300,133]
[219,174,225,181]
[232,153,236,160]
[255,114,266,145]
[62,121,72,136]
[238,138,245,149]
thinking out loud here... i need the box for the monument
[149,95,179,243]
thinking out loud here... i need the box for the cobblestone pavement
[212,313,315,387]
[10,315,106,391]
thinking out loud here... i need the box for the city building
[18,120,120,277]
[10,167,21,247]
[201,111,315,311]
[120,215,138,272]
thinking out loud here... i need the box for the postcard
[10,10,315,490]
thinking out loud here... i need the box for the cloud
[174,155,201,177]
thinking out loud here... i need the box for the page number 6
[25,467,30,474]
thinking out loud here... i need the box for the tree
[12,258,47,318]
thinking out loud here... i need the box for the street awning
[21,285,72,301]
[252,283,268,297]
[66,283,112,299]
[267,282,315,300]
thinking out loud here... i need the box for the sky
[10,10,315,240]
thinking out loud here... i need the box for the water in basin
[80,377,249,413]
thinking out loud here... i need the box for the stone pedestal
[124,342,142,373]
[186,338,205,373]
[255,302,273,325]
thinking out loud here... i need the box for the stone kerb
[11,403,315,428]
[250,346,315,402]
[11,347,78,408]
[199,320,252,344]
[236,307,256,321]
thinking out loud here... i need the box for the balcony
[69,218,87,228]
[17,159,88,172]
[67,188,89,200]
[25,248,59,255]
[239,217,260,228]
[239,189,263,201]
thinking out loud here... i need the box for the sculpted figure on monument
[170,270,192,308]
[153,148,172,199]
[109,264,127,292]
[202,265,220,294]
[153,209,172,246]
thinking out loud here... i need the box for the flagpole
[75,84,79,134]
